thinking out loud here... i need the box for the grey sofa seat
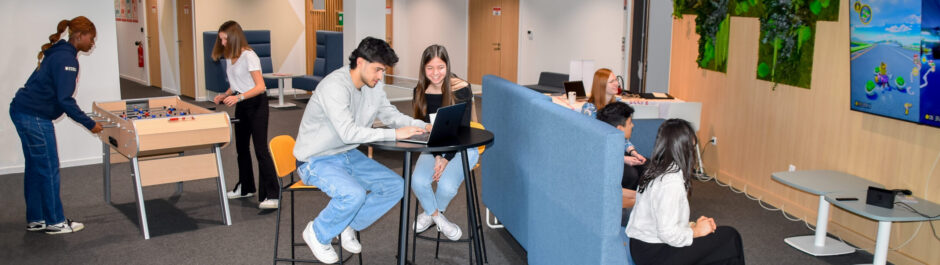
[523,71,568,93]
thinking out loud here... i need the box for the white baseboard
[119,74,149,86]
[0,156,102,175]
[161,86,179,95]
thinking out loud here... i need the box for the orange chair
[269,135,361,264]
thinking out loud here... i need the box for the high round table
[367,128,493,265]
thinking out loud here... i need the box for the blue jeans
[411,148,479,215]
[10,109,65,225]
[297,149,404,244]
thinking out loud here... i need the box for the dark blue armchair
[294,30,343,92]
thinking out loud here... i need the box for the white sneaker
[258,198,279,209]
[45,219,85,234]
[339,226,361,254]
[414,212,434,233]
[303,222,338,264]
[226,184,254,199]
[26,221,46,232]
[432,214,462,241]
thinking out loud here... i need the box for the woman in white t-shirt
[211,21,279,209]
[625,119,744,265]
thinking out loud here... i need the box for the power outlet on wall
[709,136,718,146]
[788,164,796,172]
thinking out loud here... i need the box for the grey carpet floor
[0,79,884,264]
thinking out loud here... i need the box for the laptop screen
[563,81,586,98]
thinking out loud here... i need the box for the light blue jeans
[411,148,479,215]
[297,149,404,244]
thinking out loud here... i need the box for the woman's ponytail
[37,19,70,68]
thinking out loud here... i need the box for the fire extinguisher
[136,41,144,67]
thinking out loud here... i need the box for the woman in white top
[211,21,279,209]
[625,119,744,265]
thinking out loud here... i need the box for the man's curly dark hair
[348,37,399,69]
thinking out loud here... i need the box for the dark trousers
[623,164,645,190]
[630,226,745,265]
[234,95,278,201]
[10,109,65,225]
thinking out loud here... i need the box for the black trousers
[234,95,278,201]
[630,226,745,265]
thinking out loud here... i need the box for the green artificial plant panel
[673,0,839,88]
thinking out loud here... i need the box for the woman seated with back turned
[626,119,744,265]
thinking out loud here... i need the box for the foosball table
[90,96,233,239]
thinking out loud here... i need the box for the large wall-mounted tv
[850,0,940,128]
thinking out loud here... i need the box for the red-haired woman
[211,21,278,209]
[10,16,102,234]
[580,68,623,118]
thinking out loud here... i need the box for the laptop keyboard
[406,132,431,142]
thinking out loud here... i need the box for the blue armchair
[202,30,277,93]
[295,30,343,92]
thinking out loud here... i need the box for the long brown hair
[38,16,96,68]
[636,119,699,197]
[211,21,252,62]
[412,45,459,120]
[588,68,615,110]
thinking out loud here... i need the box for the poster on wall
[115,0,139,23]
[849,0,940,127]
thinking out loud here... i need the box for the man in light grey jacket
[294,37,429,264]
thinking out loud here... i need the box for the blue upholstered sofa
[481,75,662,265]
[203,30,277,93]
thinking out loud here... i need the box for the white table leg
[270,78,296,108]
[871,221,891,265]
[784,195,855,256]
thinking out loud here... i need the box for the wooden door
[469,0,518,84]
[177,0,195,98]
[385,0,394,83]
[145,0,161,88]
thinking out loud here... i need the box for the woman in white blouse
[625,119,744,265]
[211,21,279,209]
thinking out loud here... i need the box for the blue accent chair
[295,30,343,92]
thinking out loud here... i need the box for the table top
[367,128,493,152]
[825,190,940,222]
[262,73,304,79]
[772,170,884,195]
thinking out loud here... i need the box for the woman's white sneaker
[303,222,338,264]
[414,212,434,233]
[45,219,84,234]
[432,214,462,241]
[258,198,279,209]
[26,221,46,232]
[226,184,254,199]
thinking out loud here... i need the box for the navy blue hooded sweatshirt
[11,40,96,130]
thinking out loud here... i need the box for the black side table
[367,128,493,265]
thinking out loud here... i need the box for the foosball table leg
[214,144,232,226]
[103,142,111,204]
[131,157,151,239]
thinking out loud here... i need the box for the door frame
[145,0,162,88]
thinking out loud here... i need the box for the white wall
[644,0,672,93]
[116,0,148,85]
[343,0,387,66]
[392,0,469,79]
[0,0,122,174]
[517,0,624,85]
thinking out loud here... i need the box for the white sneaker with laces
[339,226,361,254]
[258,198,279,209]
[26,221,46,232]
[303,222,338,264]
[226,184,254,199]
[414,212,434,233]
[432,213,462,241]
[45,219,85,234]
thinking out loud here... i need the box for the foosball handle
[230,118,240,124]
